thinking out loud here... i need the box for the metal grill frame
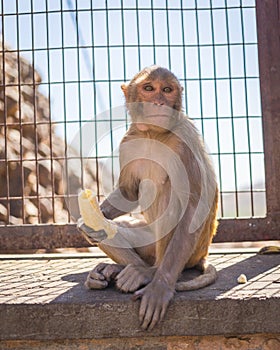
[0,0,279,250]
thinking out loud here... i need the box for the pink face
[133,79,181,132]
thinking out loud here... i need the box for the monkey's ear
[181,86,184,92]
[121,84,128,98]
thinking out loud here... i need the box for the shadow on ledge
[56,253,280,302]
[46,253,280,339]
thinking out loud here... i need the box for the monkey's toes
[116,279,140,293]
[85,275,109,290]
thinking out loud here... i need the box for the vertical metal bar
[120,1,129,130]
[74,0,84,191]
[135,0,142,69]
[15,0,26,223]
[150,0,156,64]
[30,0,41,223]
[225,1,239,217]
[179,1,188,110]
[120,4,126,83]
[45,0,55,222]
[256,0,280,217]
[209,2,224,217]
[60,0,70,222]
[216,4,226,218]
[194,1,204,138]
[105,0,115,188]
[240,3,254,217]
[165,0,171,69]
[1,1,11,224]
[90,1,100,198]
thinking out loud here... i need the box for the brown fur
[83,66,219,330]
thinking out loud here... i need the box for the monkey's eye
[163,87,172,93]
[144,85,154,92]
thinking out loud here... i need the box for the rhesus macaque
[78,66,219,330]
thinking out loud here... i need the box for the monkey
[78,65,219,330]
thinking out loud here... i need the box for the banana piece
[258,246,280,255]
[78,189,117,239]
[237,274,247,284]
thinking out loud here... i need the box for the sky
[0,0,266,217]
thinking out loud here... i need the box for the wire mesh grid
[0,0,266,226]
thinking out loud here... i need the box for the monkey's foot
[85,263,124,289]
[78,189,117,239]
[116,264,156,293]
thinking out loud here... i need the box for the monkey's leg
[83,216,157,292]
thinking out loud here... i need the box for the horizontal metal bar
[0,75,261,89]
[0,224,85,250]
[3,43,258,52]
[0,217,279,251]
[215,216,280,242]
[2,6,256,18]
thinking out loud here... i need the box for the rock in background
[0,44,97,225]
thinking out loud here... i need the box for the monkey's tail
[175,264,217,291]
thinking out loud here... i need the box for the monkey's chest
[120,138,174,186]
[132,159,168,187]
[132,159,170,218]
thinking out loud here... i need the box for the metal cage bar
[256,0,280,218]
[0,0,279,250]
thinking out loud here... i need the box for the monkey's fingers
[77,218,108,243]
[138,292,162,330]
[148,307,164,331]
[258,246,280,254]
[136,289,150,328]
[78,189,117,239]
[133,287,157,330]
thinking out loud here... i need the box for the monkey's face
[122,67,183,133]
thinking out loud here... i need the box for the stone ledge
[0,251,279,341]
[1,334,280,350]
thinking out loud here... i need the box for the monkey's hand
[77,218,108,243]
[133,278,174,330]
[78,189,118,239]
[115,264,156,293]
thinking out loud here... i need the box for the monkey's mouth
[142,108,173,123]
[138,115,171,131]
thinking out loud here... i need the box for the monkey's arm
[100,187,139,219]
[101,168,140,220]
